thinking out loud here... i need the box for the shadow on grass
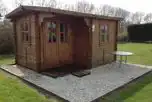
[97,71,152,102]
[0,54,15,65]
[118,41,152,44]
[0,54,14,59]
[118,42,129,44]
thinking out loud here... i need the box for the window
[21,21,30,42]
[47,22,57,43]
[99,24,109,44]
[60,23,67,42]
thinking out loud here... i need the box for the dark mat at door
[72,70,91,77]
[42,72,66,78]
[42,64,90,78]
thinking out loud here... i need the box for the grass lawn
[0,71,60,102]
[100,71,152,102]
[0,54,15,65]
[0,43,152,102]
[118,43,152,65]
[100,43,152,102]
[0,55,60,102]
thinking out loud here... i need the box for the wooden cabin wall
[38,13,91,69]
[91,19,117,67]
[15,14,37,70]
[72,18,90,68]
[13,11,119,71]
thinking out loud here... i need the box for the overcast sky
[2,0,152,13]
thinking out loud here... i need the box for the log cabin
[6,5,122,72]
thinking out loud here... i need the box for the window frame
[47,21,57,43]
[99,24,109,45]
[20,17,31,44]
[59,23,68,43]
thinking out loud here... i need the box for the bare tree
[59,4,75,11]
[14,0,24,7]
[114,7,130,32]
[114,8,130,20]
[28,0,35,6]
[46,0,57,8]
[144,13,152,23]
[75,0,95,13]
[0,0,8,16]
[99,5,115,16]
[131,12,145,24]
[36,0,46,7]
[29,0,56,8]
[98,5,130,19]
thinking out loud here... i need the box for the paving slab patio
[0,62,152,102]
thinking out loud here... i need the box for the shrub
[0,19,14,54]
[117,32,128,42]
[128,23,152,42]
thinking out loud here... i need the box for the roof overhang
[6,5,123,21]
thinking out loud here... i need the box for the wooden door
[99,22,115,64]
[44,21,59,68]
[44,21,73,69]
[99,24,110,64]
[58,23,73,65]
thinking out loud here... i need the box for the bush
[0,19,14,54]
[128,23,152,42]
[117,32,128,42]
[117,35,128,42]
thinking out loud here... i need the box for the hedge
[0,20,14,54]
[128,23,152,42]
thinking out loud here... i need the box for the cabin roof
[6,5,123,21]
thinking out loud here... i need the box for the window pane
[48,32,52,42]
[21,21,29,42]
[105,25,108,32]
[48,23,52,29]
[21,23,24,31]
[60,23,64,32]
[52,22,56,28]
[60,23,67,42]
[101,26,105,33]
[99,24,109,43]
[48,22,56,43]
[52,32,56,42]
[53,35,56,42]
[25,33,28,41]
[24,22,28,31]
[60,33,64,42]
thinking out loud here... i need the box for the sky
[2,0,152,13]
